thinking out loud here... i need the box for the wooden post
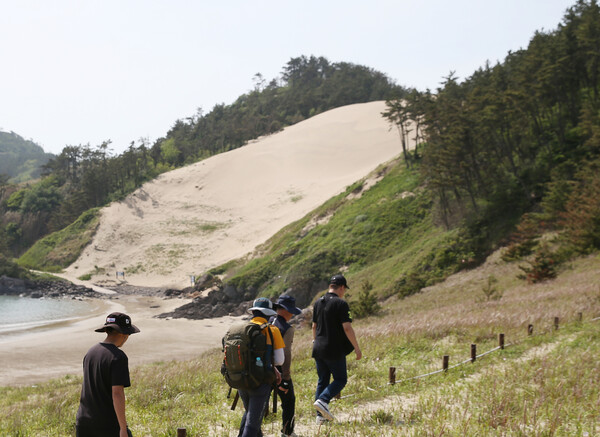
[227,386,232,398]
[471,344,477,362]
[443,355,449,372]
[231,390,239,411]
[499,333,505,350]
[554,317,559,330]
[578,312,583,322]
[528,324,533,336]
[177,429,187,437]
[389,366,396,385]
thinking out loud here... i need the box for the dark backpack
[221,321,276,390]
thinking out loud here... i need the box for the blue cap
[275,295,302,315]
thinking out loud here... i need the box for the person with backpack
[76,312,140,437]
[222,297,285,437]
[312,274,362,423]
[269,294,302,437]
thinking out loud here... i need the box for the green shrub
[518,244,558,283]
[480,275,502,301]
[350,280,381,319]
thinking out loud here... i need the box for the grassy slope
[17,208,100,272]
[1,249,599,436]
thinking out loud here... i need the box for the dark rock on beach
[0,275,105,299]
[158,284,252,320]
[157,273,325,321]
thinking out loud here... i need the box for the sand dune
[65,101,408,289]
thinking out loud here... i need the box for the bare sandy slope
[65,101,408,288]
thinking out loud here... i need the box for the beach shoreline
[0,292,240,387]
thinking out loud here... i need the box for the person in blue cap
[270,294,303,437]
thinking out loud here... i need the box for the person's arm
[112,385,129,437]
[281,327,294,380]
[342,322,362,360]
[273,347,285,366]
[312,322,317,340]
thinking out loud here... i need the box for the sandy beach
[2,101,412,387]
[0,293,241,386]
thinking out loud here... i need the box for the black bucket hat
[95,312,140,335]
[275,294,302,315]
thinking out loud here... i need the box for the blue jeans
[238,383,271,437]
[314,356,347,403]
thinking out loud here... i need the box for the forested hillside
[185,0,600,309]
[0,57,401,264]
[386,0,600,266]
[0,131,54,183]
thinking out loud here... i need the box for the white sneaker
[313,399,334,421]
[281,433,298,437]
[315,415,328,425]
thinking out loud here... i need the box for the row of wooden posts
[389,314,581,384]
[176,314,587,436]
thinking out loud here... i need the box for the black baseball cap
[329,274,349,288]
[95,312,140,335]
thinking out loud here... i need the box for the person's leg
[238,390,250,437]
[316,357,347,403]
[240,384,271,437]
[314,357,331,402]
[278,379,296,435]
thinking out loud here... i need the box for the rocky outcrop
[157,274,329,320]
[158,282,253,320]
[0,275,104,299]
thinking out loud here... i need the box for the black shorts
[76,424,133,437]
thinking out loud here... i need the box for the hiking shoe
[315,415,328,425]
[314,399,334,421]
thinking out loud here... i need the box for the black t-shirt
[76,342,131,433]
[312,292,354,360]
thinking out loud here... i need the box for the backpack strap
[260,323,276,367]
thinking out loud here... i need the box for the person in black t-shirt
[312,274,362,422]
[76,312,140,437]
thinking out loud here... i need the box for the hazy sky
[1,0,575,155]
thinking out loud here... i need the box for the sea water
[0,295,99,335]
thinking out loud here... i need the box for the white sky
[1,0,575,155]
